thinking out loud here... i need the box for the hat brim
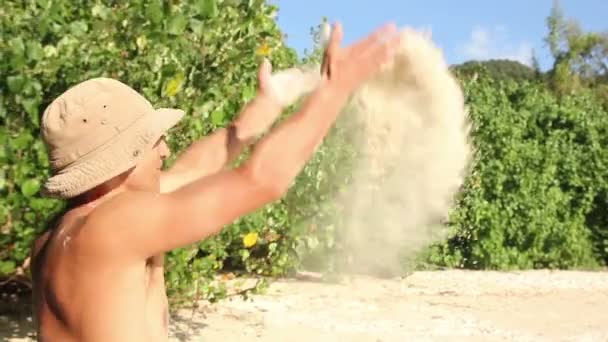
[42,108,185,199]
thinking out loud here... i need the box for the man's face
[129,136,171,192]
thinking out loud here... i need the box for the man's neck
[70,184,126,210]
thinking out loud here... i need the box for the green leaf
[210,108,225,126]
[0,261,16,276]
[0,101,6,119]
[190,19,205,37]
[9,37,25,55]
[145,1,163,24]
[241,85,256,102]
[69,21,89,36]
[196,0,218,18]
[191,118,203,134]
[24,212,37,223]
[10,132,33,150]
[22,98,41,127]
[0,203,8,225]
[167,14,188,35]
[36,17,51,37]
[21,179,41,197]
[26,41,44,61]
[91,3,110,19]
[7,75,26,93]
[240,249,250,261]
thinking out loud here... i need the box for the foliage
[428,74,608,269]
[429,4,608,269]
[300,17,329,65]
[0,0,304,303]
[544,0,608,105]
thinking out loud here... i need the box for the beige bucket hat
[41,77,185,199]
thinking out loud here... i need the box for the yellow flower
[242,232,258,248]
[164,73,184,97]
[256,41,271,57]
[136,35,148,51]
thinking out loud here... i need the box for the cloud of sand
[269,27,472,277]
[326,28,472,276]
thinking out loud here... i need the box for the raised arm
[103,22,401,257]
[160,60,321,193]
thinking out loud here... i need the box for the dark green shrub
[429,74,608,269]
[0,0,309,303]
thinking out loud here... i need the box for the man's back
[31,203,169,342]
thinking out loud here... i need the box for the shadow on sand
[1,281,35,341]
[169,310,210,341]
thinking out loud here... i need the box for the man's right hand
[320,22,400,96]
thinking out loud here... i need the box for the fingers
[327,22,343,52]
[258,58,272,91]
[321,22,344,79]
[356,28,403,81]
[317,21,402,90]
[371,30,402,67]
[349,22,398,56]
[319,22,331,47]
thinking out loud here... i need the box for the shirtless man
[30,22,401,341]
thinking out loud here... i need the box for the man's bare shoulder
[31,208,85,272]
[82,191,173,254]
[32,205,74,258]
[90,190,171,226]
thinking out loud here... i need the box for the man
[30,22,401,341]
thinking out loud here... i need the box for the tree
[300,17,329,65]
[544,0,608,97]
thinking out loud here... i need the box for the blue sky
[271,0,606,71]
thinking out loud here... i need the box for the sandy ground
[2,270,607,342]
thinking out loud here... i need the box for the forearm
[160,83,347,245]
[162,96,281,192]
[119,84,344,255]
[125,22,399,256]
[243,83,349,192]
[160,128,232,193]
[162,65,322,192]
[116,85,349,256]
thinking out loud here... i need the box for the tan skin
[30,22,402,342]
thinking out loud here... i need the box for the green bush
[0,0,317,303]
[429,73,608,269]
